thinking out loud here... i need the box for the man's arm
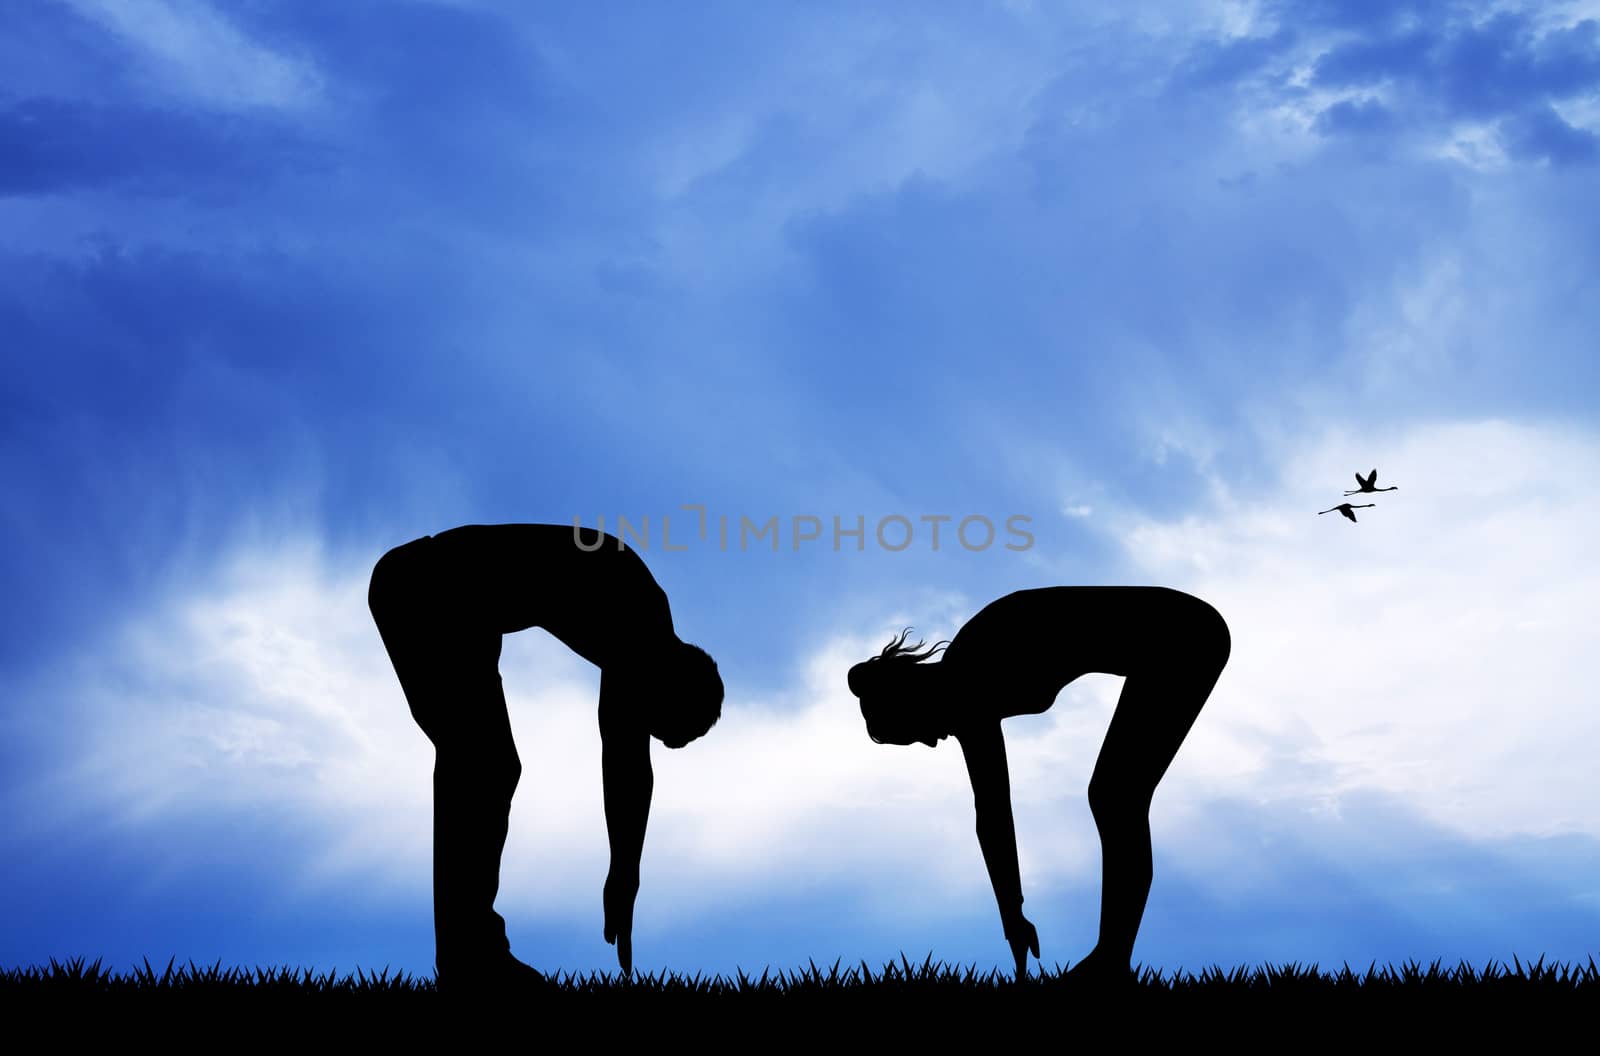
[599,672,652,976]
[957,720,1039,979]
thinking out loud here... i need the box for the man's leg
[428,663,522,981]
[370,540,529,985]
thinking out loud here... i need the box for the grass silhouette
[6,954,1594,1040]
[7,952,1597,997]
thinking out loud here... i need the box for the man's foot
[1065,947,1136,988]
[436,953,548,996]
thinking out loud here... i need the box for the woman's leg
[1081,596,1230,975]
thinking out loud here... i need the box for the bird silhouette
[1344,469,1398,496]
[1319,503,1375,522]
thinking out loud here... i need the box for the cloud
[1500,102,1600,163]
[1313,96,1398,135]
[9,413,1600,977]
[1175,2,1600,165]
[1105,418,1600,855]
[1172,26,1299,90]
[23,537,1064,920]
[62,0,321,111]
[25,417,1600,924]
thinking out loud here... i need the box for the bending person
[847,587,1229,982]
[368,523,722,988]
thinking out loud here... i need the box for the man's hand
[1003,909,1040,981]
[603,869,638,976]
[599,675,652,980]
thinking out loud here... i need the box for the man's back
[429,523,674,668]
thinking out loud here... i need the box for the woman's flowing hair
[850,628,949,745]
[875,627,949,664]
[849,627,947,699]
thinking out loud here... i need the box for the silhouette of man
[847,587,1230,983]
[367,524,722,988]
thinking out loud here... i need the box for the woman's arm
[957,720,1039,977]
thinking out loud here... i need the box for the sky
[4,0,1600,979]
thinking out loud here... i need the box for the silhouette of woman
[848,587,1230,982]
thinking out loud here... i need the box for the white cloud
[28,418,1600,933]
[1108,419,1600,857]
[1537,0,1600,30]
[65,0,321,110]
[33,538,1108,921]
[1434,121,1513,172]
[1212,0,1266,39]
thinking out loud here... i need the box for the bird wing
[1369,468,1378,485]
[1342,506,1358,521]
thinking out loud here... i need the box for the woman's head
[651,641,723,748]
[848,628,949,747]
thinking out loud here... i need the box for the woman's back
[944,587,1216,718]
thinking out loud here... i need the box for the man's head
[650,641,723,749]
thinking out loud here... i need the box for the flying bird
[1344,469,1398,496]
[1319,503,1375,522]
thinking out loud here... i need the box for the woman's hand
[959,723,1036,979]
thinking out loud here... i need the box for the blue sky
[4,0,1600,978]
